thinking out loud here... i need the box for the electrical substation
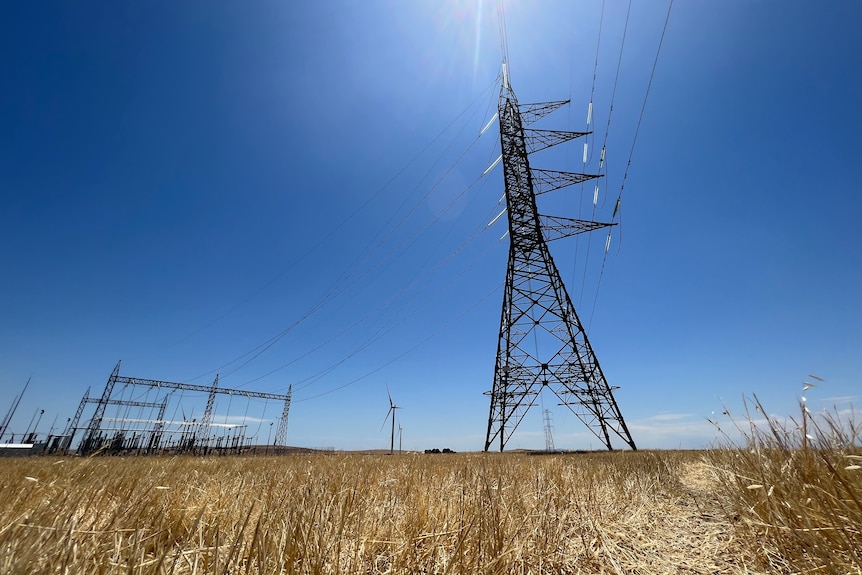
[53,361,293,456]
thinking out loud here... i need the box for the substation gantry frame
[74,361,292,454]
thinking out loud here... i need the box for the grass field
[1,407,859,574]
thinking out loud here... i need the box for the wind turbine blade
[380,408,393,432]
[386,384,393,408]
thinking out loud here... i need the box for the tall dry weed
[707,392,862,573]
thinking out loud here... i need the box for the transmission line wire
[570,0,607,295]
[217,102,496,384]
[242,163,501,391]
[587,0,674,330]
[576,0,632,314]
[180,79,498,385]
[261,175,504,396]
[295,282,502,403]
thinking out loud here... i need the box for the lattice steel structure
[542,409,556,452]
[484,65,636,452]
[62,385,168,451]
[77,361,293,454]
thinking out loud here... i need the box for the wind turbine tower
[381,388,401,455]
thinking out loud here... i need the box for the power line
[179,79,499,385]
[577,0,632,314]
[587,0,675,329]
[296,282,501,403]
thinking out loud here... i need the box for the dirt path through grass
[596,460,760,574]
[647,460,756,574]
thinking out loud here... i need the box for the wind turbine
[380,386,401,455]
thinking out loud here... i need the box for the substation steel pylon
[484,65,637,452]
[273,385,292,447]
[76,361,293,454]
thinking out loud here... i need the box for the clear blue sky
[2,1,860,451]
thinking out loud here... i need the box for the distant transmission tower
[542,409,555,452]
[484,62,636,452]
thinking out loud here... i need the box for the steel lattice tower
[484,65,636,452]
[75,361,293,454]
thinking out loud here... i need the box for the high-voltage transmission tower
[484,63,637,452]
[542,409,556,452]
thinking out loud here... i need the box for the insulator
[582,143,588,164]
[483,154,503,176]
[480,112,499,136]
[488,207,507,227]
[599,146,606,169]
[586,101,593,126]
[499,230,510,241]
[593,184,599,206]
[612,197,621,219]
[605,233,612,253]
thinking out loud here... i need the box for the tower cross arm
[538,215,616,242]
[518,100,570,125]
[113,376,291,401]
[85,398,165,409]
[532,168,602,196]
[524,129,590,154]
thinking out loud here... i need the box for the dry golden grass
[0,434,857,574]
[1,450,752,574]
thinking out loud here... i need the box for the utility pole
[484,62,636,452]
